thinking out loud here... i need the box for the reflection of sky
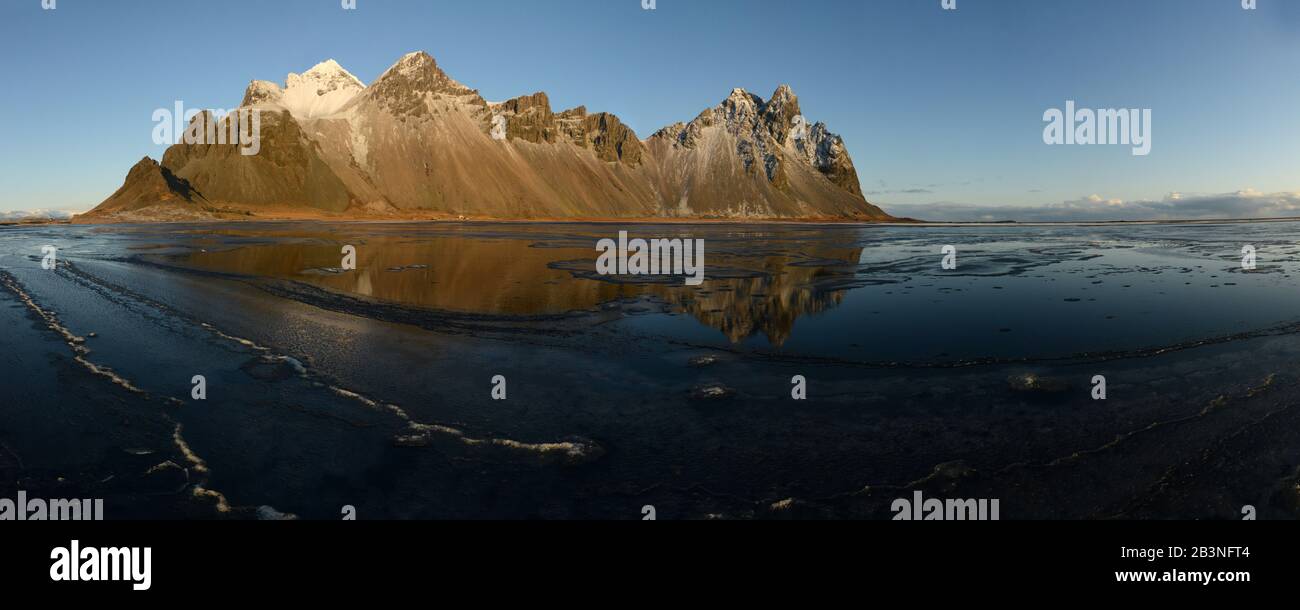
[635,222,1300,361]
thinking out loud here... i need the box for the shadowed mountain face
[92,157,210,220]
[79,52,889,223]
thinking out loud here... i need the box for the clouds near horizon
[882,190,1300,222]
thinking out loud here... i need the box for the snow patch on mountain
[280,59,365,119]
[490,114,508,140]
[791,120,845,171]
[788,115,810,142]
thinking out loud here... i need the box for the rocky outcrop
[80,52,889,223]
[86,157,212,221]
[491,92,557,144]
[487,96,644,165]
[641,85,874,218]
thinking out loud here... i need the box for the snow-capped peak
[299,59,364,88]
[280,59,365,119]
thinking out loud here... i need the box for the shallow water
[3,221,1299,519]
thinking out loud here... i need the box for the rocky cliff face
[643,84,870,217]
[80,52,889,222]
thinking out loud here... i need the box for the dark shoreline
[22,213,1300,228]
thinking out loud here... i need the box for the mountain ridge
[78,51,891,223]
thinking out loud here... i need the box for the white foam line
[1,269,241,514]
[171,423,210,475]
[0,271,145,394]
[182,299,602,463]
[330,385,601,460]
[172,423,231,514]
[200,322,270,352]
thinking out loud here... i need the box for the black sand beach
[3,221,1299,519]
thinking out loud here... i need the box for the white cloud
[882,190,1300,222]
[0,208,83,221]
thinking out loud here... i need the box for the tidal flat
[2,220,1299,519]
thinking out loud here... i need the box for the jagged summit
[81,52,888,223]
[642,83,862,197]
[762,85,802,143]
[364,51,482,116]
[370,51,474,94]
[377,51,438,80]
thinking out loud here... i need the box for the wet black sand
[2,221,1299,519]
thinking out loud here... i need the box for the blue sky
[2,0,1299,219]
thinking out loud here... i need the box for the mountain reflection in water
[178,227,861,346]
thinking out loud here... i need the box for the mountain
[89,157,211,220]
[77,52,890,223]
